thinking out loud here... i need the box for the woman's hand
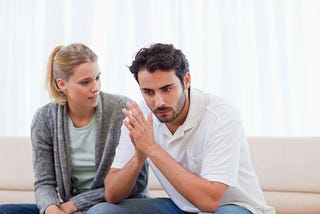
[60,201,77,214]
[45,204,65,214]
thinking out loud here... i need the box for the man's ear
[184,72,191,90]
[56,78,66,91]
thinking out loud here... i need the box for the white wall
[0,0,319,137]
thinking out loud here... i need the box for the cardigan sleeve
[31,105,61,214]
[69,187,105,211]
[70,163,149,211]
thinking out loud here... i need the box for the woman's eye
[81,81,90,86]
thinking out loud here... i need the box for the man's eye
[163,87,172,92]
[144,90,154,95]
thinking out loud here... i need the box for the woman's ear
[56,78,66,91]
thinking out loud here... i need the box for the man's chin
[156,115,175,123]
[155,114,168,123]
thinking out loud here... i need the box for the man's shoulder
[192,89,242,122]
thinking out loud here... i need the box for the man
[97,43,275,214]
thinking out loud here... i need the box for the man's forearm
[148,146,227,212]
[104,154,146,203]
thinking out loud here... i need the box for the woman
[0,43,148,214]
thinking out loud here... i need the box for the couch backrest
[248,137,320,214]
[249,137,320,192]
[0,137,34,191]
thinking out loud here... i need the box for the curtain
[0,0,319,137]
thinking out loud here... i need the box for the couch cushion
[0,190,35,204]
[264,191,320,214]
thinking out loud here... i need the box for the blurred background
[0,0,319,137]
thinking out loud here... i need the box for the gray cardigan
[31,92,148,214]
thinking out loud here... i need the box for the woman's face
[57,62,101,110]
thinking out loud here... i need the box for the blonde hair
[46,43,98,104]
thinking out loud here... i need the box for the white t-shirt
[112,89,275,214]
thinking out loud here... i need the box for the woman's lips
[89,94,98,100]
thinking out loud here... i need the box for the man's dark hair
[129,43,189,86]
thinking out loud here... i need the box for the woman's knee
[0,204,38,214]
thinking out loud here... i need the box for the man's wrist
[147,144,163,159]
[134,152,147,165]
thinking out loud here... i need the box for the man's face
[138,69,190,124]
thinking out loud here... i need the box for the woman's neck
[67,104,96,128]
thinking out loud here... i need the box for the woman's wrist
[45,204,64,214]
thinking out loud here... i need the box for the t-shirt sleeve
[111,124,135,168]
[200,120,244,187]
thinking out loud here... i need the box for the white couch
[0,137,320,214]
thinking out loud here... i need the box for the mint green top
[68,115,96,194]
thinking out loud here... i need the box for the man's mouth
[154,107,171,115]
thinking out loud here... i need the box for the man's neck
[166,94,190,134]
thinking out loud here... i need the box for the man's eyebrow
[140,87,152,91]
[160,83,175,90]
[140,83,175,91]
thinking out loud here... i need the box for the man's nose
[154,93,165,107]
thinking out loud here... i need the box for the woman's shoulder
[33,102,61,120]
[100,91,132,106]
[31,102,62,132]
[36,102,59,113]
